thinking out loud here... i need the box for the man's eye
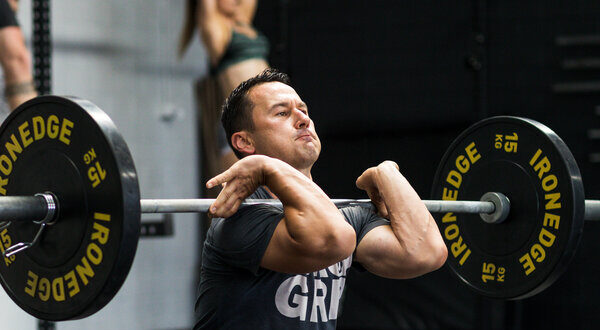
[277,111,287,116]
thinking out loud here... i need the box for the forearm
[3,58,36,111]
[0,29,37,110]
[374,162,446,269]
[207,155,356,272]
[263,159,355,253]
[236,0,257,24]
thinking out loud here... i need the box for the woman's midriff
[217,58,269,96]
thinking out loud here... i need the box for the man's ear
[231,131,255,156]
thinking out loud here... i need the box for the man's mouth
[296,133,313,141]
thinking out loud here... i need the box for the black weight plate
[431,116,584,299]
[0,96,140,320]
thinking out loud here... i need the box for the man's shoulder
[338,204,377,221]
[249,186,272,199]
[338,204,389,244]
[207,188,283,251]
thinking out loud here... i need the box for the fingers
[207,176,254,218]
[205,158,266,217]
[356,173,374,191]
[355,174,366,190]
[356,167,378,190]
[208,187,235,218]
[369,191,389,218]
[373,200,389,218]
[206,171,232,189]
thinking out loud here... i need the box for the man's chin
[295,151,319,169]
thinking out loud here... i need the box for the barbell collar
[479,192,510,224]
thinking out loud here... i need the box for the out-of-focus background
[2,0,600,329]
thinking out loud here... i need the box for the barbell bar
[0,96,597,320]
[0,192,507,258]
[4,191,600,229]
[0,194,498,224]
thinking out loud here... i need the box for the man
[195,69,447,329]
[0,0,37,110]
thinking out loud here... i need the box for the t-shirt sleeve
[205,204,283,275]
[339,204,390,245]
[339,204,390,271]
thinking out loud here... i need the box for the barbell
[0,96,596,320]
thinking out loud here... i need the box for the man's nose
[294,109,310,129]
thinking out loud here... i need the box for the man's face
[246,82,321,171]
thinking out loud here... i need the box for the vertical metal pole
[472,0,488,119]
[32,0,51,95]
[33,3,53,329]
[37,319,55,330]
[276,0,290,73]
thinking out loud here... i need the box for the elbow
[417,218,448,273]
[415,235,448,274]
[429,241,448,271]
[303,221,356,267]
[399,240,447,278]
[320,225,356,264]
[418,239,448,274]
[331,225,357,260]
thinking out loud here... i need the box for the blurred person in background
[0,0,37,110]
[179,0,269,190]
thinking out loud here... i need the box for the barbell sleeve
[0,195,53,223]
[585,200,600,221]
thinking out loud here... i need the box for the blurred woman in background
[179,0,269,184]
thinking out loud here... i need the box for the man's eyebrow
[268,101,308,111]
[269,102,289,111]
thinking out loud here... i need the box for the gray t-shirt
[194,187,389,329]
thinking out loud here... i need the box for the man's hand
[207,153,356,274]
[206,155,270,218]
[356,161,399,218]
[354,160,447,279]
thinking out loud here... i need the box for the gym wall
[1,1,203,329]
[255,0,600,329]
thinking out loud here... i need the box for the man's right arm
[207,155,356,274]
[196,0,230,66]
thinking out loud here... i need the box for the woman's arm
[197,0,232,66]
[235,0,257,25]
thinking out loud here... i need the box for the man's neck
[298,167,313,181]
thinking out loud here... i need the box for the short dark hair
[221,68,292,158]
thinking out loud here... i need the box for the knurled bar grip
[139,198,498,214]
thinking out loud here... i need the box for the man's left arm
[354,161,448,279]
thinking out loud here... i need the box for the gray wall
[1,1,207,328]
